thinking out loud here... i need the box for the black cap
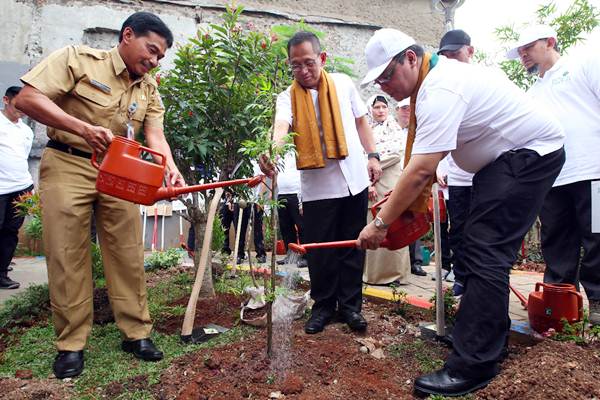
[437,29,471,54]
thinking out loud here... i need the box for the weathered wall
[1,0,445,249]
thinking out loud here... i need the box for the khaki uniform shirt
[21,45,164,152]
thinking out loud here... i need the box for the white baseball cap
[361,28,416,87]
[396,97,410,109]
[506,24,557,60]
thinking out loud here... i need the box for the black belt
[46,140,92,159]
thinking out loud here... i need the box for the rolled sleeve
[275,87,293,125]
[20,46,78,101]
[144,86,165,128]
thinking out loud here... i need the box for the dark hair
[119,11,173,48]
[394,44,425,64]
[372,95,388,106]
[4,86,21,99]
[287,31,321,56]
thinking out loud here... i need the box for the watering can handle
[534,282,547,292]
[570,290,584,320]
[139,145,166,167]
[370,193,391,217]
[91,151,100,170]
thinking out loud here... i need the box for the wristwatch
[374,215,389,230]
[367,152,380,161]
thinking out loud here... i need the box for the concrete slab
[0,256,48,304]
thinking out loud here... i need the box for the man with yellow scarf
[358,28,565,397]
[259,31,381,335]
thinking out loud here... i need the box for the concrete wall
[2,0,445,250]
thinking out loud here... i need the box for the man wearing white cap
[358,28,565,396]
[507,25,600,326]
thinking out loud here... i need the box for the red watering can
[289,191,431,254]
[511,282,583,334]
[92,137,263,205]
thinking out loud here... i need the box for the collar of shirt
[110,47,145,86]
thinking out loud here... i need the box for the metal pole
[432,183,446,337]
[141,206,147,250]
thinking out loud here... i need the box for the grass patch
[0,268,255,398]
[147,272,193,322]
[388,338,444,373]
[0,283,50,327]
[0,320,251,398]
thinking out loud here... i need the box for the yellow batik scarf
[291,70,348,170]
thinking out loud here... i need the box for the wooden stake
[231,206,244,275]
[432,183,446,337]
[181,188,224,337]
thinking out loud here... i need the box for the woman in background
[363,95,411,285]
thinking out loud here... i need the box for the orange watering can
[92,137,263,205]
[525,283,583,333]
[289,191,431,254]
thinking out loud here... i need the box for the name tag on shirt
[592,181,600,233]
[90,79,111,94]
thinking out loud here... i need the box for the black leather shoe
[414,367,493,397]
[340,311,368,331]
[0,276,19,289]
[304,312,332,334]
[121,338,163,361]
[53,350,84,379]
[411,263,427,276]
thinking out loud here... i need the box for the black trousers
[233,203,266,259]
[303,189,367,316]
[409,239,423,266]
[540,179,600,300]
[278,193,303,248]
[447,185,472,283]
[219,201,235,253]
[440,218,452,270]
[446,148,564,379]
[0,185,34,277]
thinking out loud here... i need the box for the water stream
[270,272,302,381]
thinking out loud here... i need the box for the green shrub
[24,215,43,241]
[211,216,225,252]
[144,248,184,271]
[0,284,50,327]
[91,241,104,283]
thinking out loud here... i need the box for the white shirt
[438,154,473,187]
[0,112,34,195]
[277,152,301,195]
[527,52,600,186]
[411,57,565,174]
[275,73,370,202]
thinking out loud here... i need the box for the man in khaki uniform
[16,12,185,379]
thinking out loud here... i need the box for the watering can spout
[152,176,264,203]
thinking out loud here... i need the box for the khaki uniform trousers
[39,148,152,351]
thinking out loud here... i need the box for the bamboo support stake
[181,188,224,337]
[432,183,446,337]
[231,205,245,275]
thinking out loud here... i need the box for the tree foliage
[495,0,599,89]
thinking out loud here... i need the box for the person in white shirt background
[275,152,306,268]
[358,28,565,397]
[0,86,34,290]
[507,25,600,326]
[435,29,476,296]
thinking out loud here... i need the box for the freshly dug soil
[93,287,114,325]
[155,292,243,334]
[479,340,600,400]
[151,300,447,400]
[0,377,75,399]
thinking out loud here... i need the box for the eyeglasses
[375,60,398,86]
[290,57,320,72]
